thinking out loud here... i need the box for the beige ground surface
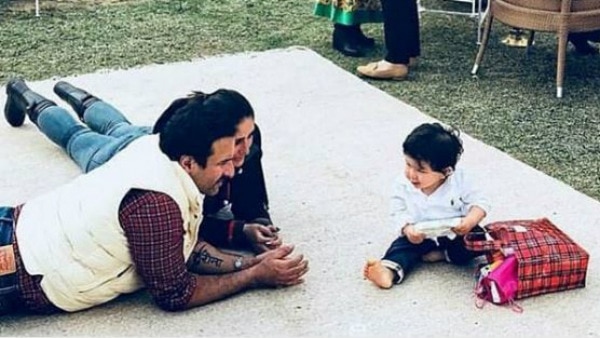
[0,47,598,336]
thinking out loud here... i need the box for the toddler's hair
[402,123,464,173]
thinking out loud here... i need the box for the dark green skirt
[313,0,383,25]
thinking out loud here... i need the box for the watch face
[234,257,243,270]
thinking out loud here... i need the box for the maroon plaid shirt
[13,189,197,313]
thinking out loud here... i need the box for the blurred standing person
[313,0,383,57]
[356,0,420,80]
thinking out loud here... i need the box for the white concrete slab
[0,47,598,336]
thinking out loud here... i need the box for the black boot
[4,78,56,127]
[53,81,100,121]
[352,25,375,49]
[332,24,364,57]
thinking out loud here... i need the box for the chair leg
[556,30,568,98]
[526,30,535,56]
[472,13,494,75]
[476,0,489,45]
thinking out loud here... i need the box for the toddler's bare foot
[422,250,446,263]
[364,259,394,289]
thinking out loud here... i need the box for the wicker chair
[471,0,600,98]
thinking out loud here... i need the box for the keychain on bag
[474,248,522,312]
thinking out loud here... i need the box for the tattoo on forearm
[188,244,224,271]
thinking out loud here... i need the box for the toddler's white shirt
[390,166,491,235]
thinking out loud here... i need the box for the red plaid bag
[465,218,589,301]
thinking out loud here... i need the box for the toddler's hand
[403,224,426,244]
[452,219,472,236]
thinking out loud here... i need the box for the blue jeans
[37,101,151,173]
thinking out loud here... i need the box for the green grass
[1,0,599,200]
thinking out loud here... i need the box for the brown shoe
[356,61,409,81]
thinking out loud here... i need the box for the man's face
[232,117,255,168]
[186,137,235,196]
[403,155,447,195]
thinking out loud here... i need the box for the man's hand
[403,224,426,244]
[251,245,308,287]
[243,223,282,253]
[185,244,309,309]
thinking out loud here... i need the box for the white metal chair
[418,0,490,44]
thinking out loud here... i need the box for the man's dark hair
[402,122,464,172]
[156,89,252,167]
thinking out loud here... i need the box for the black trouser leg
[438,226,486,265]
[381,0,420,64]
[382,236,437,276]
[407,0,421,58]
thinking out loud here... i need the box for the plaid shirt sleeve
[119,189,197,312]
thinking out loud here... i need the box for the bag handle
[464,230,503,252]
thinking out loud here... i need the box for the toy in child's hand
[413,217,462,239]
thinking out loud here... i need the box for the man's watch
[234,256,243,271]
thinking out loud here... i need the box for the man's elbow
[155,296,191,312]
